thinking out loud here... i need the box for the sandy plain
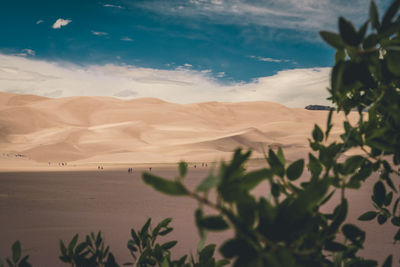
[0,92,398,265]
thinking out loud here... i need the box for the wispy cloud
[133,0,387,33]
[52,18,71,29]
[36,19,44,25]
[103,4,124,9]
[249,55,291,63]
[91,31,109,36]
[14,49,35,57]
[0,53,330,107]
[121,37,133,42]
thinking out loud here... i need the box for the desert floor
[0,166,398,266]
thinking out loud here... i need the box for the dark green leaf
[199,244,216,262]
[378,214,388,224]
[370,1,380,30]
[391,216,400,226]
[382,0,400,29]
[358,211,378,221]
[324,240,347,252]
[196,172,220,192]
[59,240,67,256]
[240,168,272,191]
[394,229,400,242]
[142,173,188,196]
[339,17,361,46]
[68,234,79,254]
[342,224,365,246]
[161,240,177,250]
[12,241,21,263]
[382,255,393,267]
[130,229,140,246]
[320,31,345,49]
[312,124,324,142]
[393,198,400,215]
[385,191,393,206]
[373,181,386,207]
[277,147,285,165]
[286,159,304,181]
[386,51,400,76]
[267,149,285,177]
[198,216,229,231]
[178,161,187,178]
[219,239,249,259]
[308,153,322,177]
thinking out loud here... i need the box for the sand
[0,92,358,170]
[1,92,396,265]
[0,168,398,266]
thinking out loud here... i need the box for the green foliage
[1,241,31,267]
[142,1,400,266]
[2,1,400,266]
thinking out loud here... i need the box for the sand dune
[0,92,356,169]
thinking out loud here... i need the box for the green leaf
[161,240,178,250]
[142,173,188,196]
[308,153,322,177]
[59,240,67,256]
[196,172,220,192]
[385,191,393,206]
[339,17,361,46]
[370,1,380,30]
[178,161,187,178]
[240,168,272,191]
[378,214,388,224]
[199,244,216,263]
[373,181,386,207]
[68,234,79,254]
[219,239,248,259]
[391,216,400,226]
[130,229,140,246]
[277,147,285,165]
[342,224,365,247]
[386,51,400,76]
[393,198,400,215]
[286,159,304,181]
[324,240,347,252]
[312,124,324,142]
[326,109,334,139]
[358,211,378,221]
[382,0,400,29]
[343,155,365,174]
[12,241,21,263]
[382,255,393,267]
[198,216,229,231]
[267,149,285,177]
[335,49,346,63]
[320,31,345,49]
[394,229,400,242]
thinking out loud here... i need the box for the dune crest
[0,92,355,167]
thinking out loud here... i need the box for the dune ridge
[0,92,355,168]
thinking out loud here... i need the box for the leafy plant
[59,231,118,267]
[143,1,400,266]
[0,241,31,267]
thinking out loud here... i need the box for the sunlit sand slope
[0,92,356,165]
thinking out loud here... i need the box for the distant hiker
[149,167,152,172]
[98,166,100,170]
[194,165,196,168]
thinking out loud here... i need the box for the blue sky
[0,0,389,107]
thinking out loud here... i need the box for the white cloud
[183,63,192,68]
[36,19,44,24]
[14,49,35,57]
[92,31,108,36]
[52,18,72,29]
[121,37,133,41]
[134,0,387,33]
[216,72,225,77]
[0,53,331,108]
[249,55,292,63]
[103,4,124,9]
